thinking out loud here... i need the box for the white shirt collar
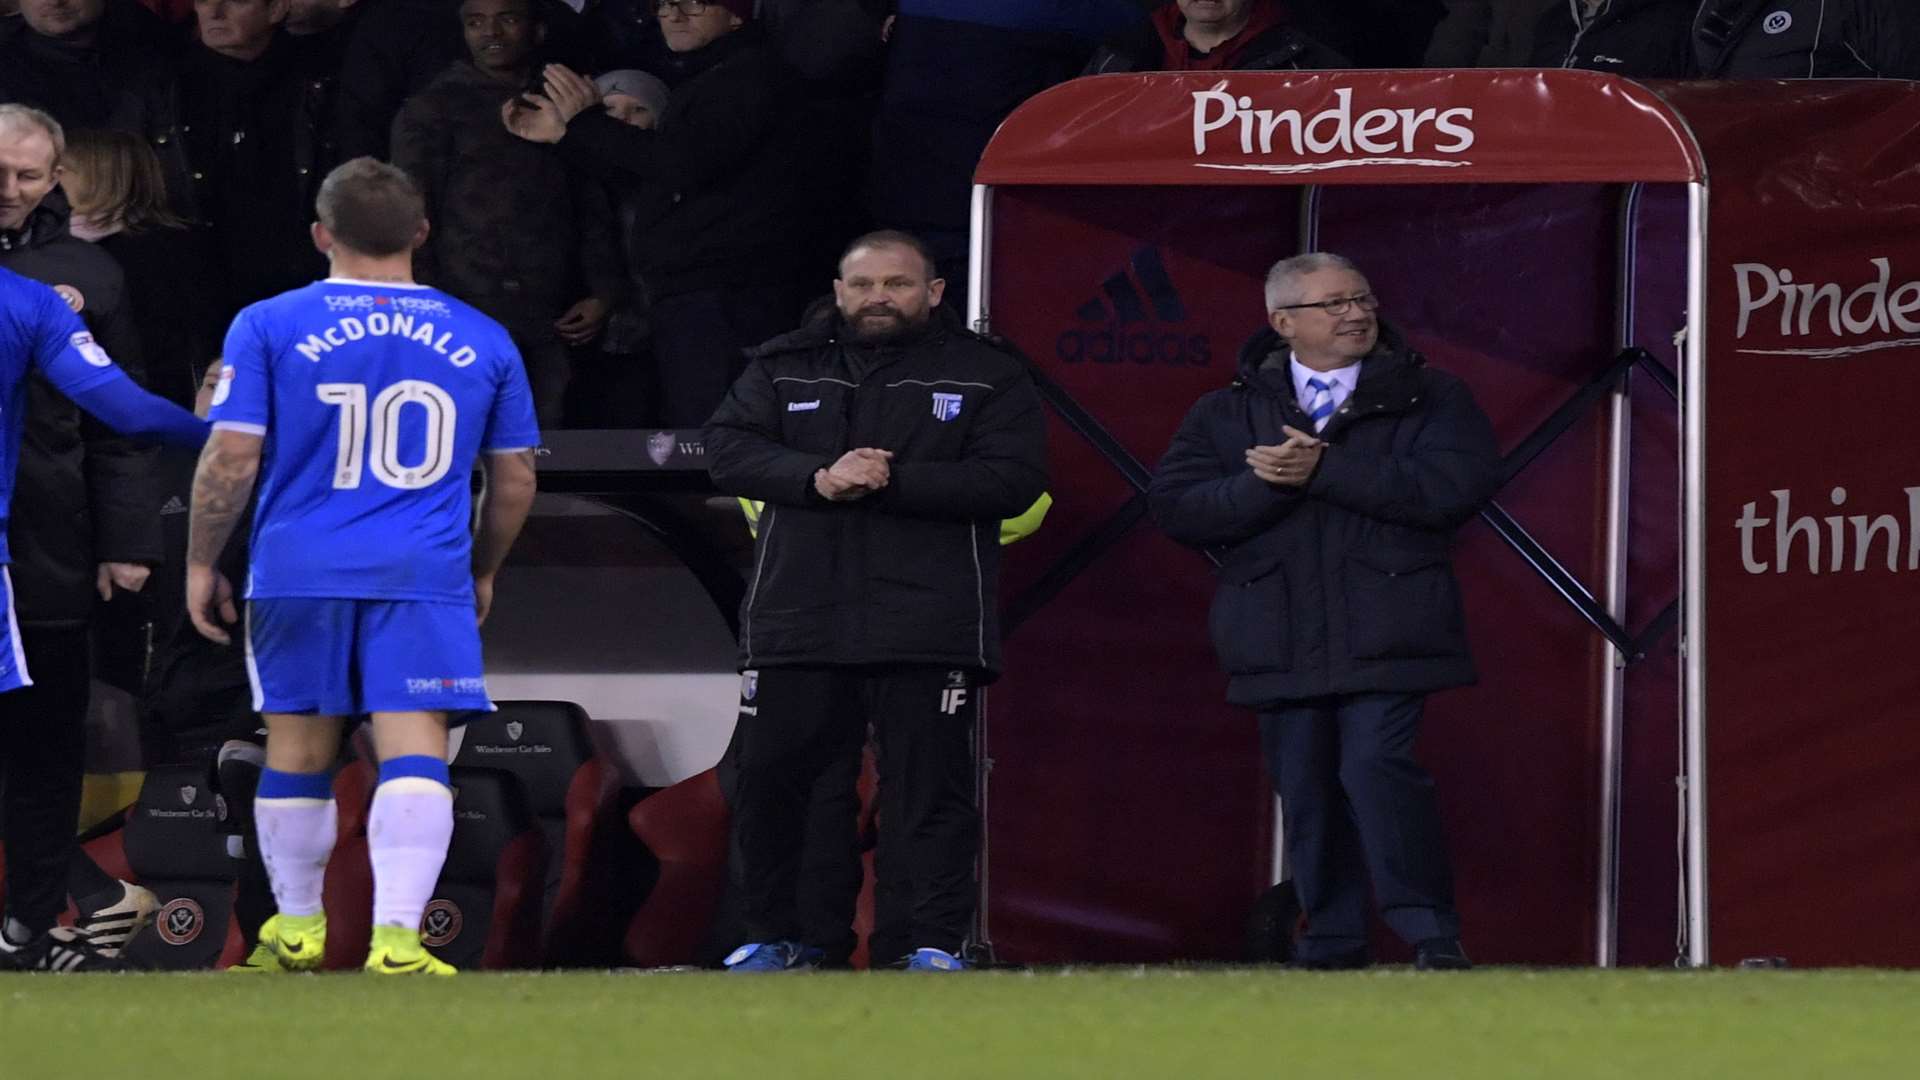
[1289,353,1362,405]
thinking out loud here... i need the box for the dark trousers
[731,666,978,957]
[650,285,802,428]
[1258,692,1460,959]
[0,625,92,933]
[499,317,574,430]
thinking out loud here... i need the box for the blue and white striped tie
[1305,376,1336,433]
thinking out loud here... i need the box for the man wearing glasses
[1149,253,1499,971]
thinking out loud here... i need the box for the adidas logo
[1056,247,1211,368]
[160,496,187,515]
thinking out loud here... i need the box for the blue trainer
[723,941,821,973]
[904,947,971,972]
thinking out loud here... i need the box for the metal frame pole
[1682,182,1711,967]
[966,182,995,961]
[1594,184,1643,966]
[968,185,994,335]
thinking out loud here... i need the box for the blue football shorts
[0,568,30,693]
[244,597,494,718]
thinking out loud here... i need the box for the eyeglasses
[1274,293,1379,316]
[654,0,709,14]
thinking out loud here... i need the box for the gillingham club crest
[931,392,964,422]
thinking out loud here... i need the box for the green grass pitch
[4,968,1916,1078]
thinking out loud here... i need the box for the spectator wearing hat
[595,67,670,130]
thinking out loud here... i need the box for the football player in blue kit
[0,266,209,971]
[185,158,540,976]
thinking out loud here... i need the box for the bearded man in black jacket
[703,231,1047,972]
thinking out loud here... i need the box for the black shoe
[1286,947,1371,971]
[0,927,131,973]
[1414,937,1472,971]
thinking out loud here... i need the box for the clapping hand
[501,94,567,143]
[814,448,894,501]
[1246,426,1326,488]
[540,64,601,124]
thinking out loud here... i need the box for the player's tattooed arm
[187,429,264,567]
[186,429,263,644]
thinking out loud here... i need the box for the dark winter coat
[176,35,337,320]
[390,61,625,324]
[1148,325,1499,706]
[1531,0,1696,77]
[705,307,1049,677]
[1692,0,1920,77]
[1085,0,1352,73]
[554,26,808,300]
[0,189,162,627]
[868,5,1121,282]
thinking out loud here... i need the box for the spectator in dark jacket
[504,1,814,427]
[0,104,164,969]
[332,0,588,161]
[1530,0,1693,76]
[1086,0,1349,72]
[705,230,1047,972]
[178,0,338,319]
[1149,253,1498,972]
[284,0,365,75]
[1693,0,1918,77]
[390,0,625,424]
[869,1,1139,301]
[61,127,226,407]
[0,0,189,205]
[757,0,890,289]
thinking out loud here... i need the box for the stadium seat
[118,765,239,969]
[623,768,728,968]
[451,701,642,966]
[418,766,547,970]
[320,755,378,970]
[623,754,883,970]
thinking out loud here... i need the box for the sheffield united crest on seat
[647,431,676,466]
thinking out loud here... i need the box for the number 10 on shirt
[317,379,458,490]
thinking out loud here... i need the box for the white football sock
[367,777,454,930]
[255,796,338,918]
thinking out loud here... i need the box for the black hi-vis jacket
[706,311,1048,678]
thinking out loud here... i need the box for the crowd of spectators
[5,0,1915,427]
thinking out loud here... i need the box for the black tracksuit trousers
[0,625,91,934]
[731,665,979,960]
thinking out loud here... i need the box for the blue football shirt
[0,267,128,563]
[209,278,541,603]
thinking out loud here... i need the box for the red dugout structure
[969,71,1920,968]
